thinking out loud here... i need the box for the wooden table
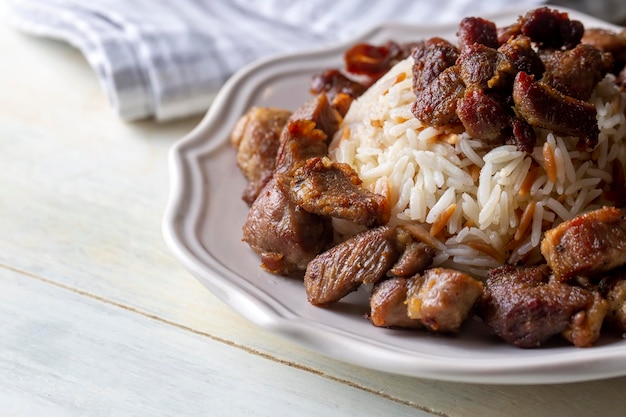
[2,6,626,417]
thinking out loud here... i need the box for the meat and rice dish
[230,7,626,348]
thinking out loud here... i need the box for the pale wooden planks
[0,268,434,417]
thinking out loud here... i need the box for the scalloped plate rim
[163,7,626,384]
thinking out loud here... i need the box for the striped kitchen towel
[7,0,546,121]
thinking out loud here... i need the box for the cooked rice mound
[329,57,626,277]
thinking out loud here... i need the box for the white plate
[163,7,626,384]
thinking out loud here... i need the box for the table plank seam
[0,262,448,417]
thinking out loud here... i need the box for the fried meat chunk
[411,37,459,95]
[541,207,626,281]
[411,66,465,127]
[345,41,417,82]
[370,277,423,328]
[457,16,498,49]
[305,225,436,306]
[370,268,482,333]
[310,69,367,104]
[456,88,511,147]
[230,107,292,204]
[456,43,513,91]
[478,265,606,348]
[599,269,626,333]
[582,28,626,75]
[242,120,333,275]
[406,268,483,333]
[290,156,389,227]
[540,44,613,101]
[305,226,399,305]
[563,292,608,348]
[242,95,341,275]
[512,71,599,149]
[501,7,584,50]
[388,240,435,278]
[497,35,544,78]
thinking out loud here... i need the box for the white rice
[329,57,626,277]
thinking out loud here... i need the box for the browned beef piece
[519,7,584,50]
[272,95,339,179]
[512,71,599,148]
[541,44,613,101]
[243,173,333,275]
[371,267,482,332]
[582,28,626,74]
[457,17,499,49]
[344,41,417,82]
[242,120,334,275]
[411,66,465,127]
[478,264,605,348]
[406,268,483,333]
[456,89,510,148]
[273,119,330,176]
[411,37,459,95]
[497,35,544,78]
[457,43,511,90]
[289,156,390,227]
[283,94,341,144]
[541,206,626,281]
[389,240,435,277]
[598,269,626,333]
[495,8,579,48]
[563,291,608,348]
[329,93,355,119]
[452,39,538,152]
[506,116,537,154]
[230,107,292,205]
[242,95,342,276]
[310,69,367,103]
[304,226,399,305]
[370,277,423,328]
[496,8,583,49]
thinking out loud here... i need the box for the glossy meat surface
[289,156,390,227]
[242,95,341,275]
[411,66,465,127]
[478,264,604,347]
[541,207,626,281]
[243,173,332,275]
[370,277,423,328]
[540,44,613,101]
[456,88,511,146]
[388,240,435,278]
[406,268,483,334]
[599,269,626,333]
[410,7,611,152]
[411,37,459,95]
[304,226,399,305]
[230,107,291,204]
[514,7,584,49]
[512,71,599,148]
[456,16,498,49]
[582,28,626,75]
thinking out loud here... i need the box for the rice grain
[330,58,626,275]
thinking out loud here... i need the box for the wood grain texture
[2,3,626,416]
[0,269,432,417]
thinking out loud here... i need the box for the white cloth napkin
[7,0,546,121]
